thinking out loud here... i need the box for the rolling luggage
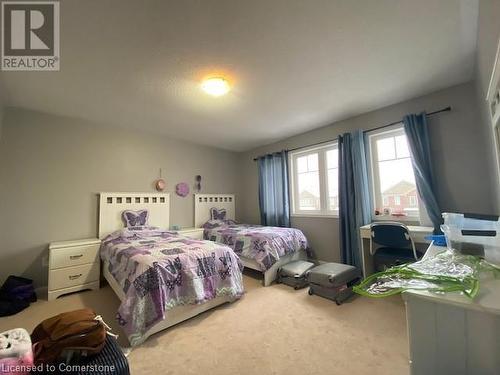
[307,263,361,305]
[277,260,315,289]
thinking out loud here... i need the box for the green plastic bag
[353,251,495,299]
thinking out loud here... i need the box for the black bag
[39,335,130,375]
[0,275,36,317]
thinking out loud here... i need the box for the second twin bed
[194,194,308,286]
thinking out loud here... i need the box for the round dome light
[201,77,230,96]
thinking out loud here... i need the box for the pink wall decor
[155,168,166,191]
[155,179,166,192]
[175,182,190,197]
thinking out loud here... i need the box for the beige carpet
[0,274,409,375]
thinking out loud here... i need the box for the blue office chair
[369,222,423,272]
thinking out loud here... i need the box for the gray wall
[0,105,3,141]
[0,94,4,141]
[0,108,240,287]
[237,82,496,263]
[475,0,500,212]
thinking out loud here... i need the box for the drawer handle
[68,274,82,280]
[70,254,83,260]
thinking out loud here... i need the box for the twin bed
[194,194,308,287]
[99,192,308,346]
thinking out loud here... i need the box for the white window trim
[367,124,429,224]
[410,195,417,206]
[289,142,339,218]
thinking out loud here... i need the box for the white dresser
[48,238,101,301]
[403,245,500,375]
[177,227,204,240]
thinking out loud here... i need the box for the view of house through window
[290,143,338,216]
[296,153,320,210]
[368,126,420,219]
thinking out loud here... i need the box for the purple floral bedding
[203,221,308,271]
[100,226,244,346]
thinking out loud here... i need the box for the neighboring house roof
[382,180,417,195]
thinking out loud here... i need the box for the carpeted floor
[0,273,409,375]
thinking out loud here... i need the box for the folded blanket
[0,328,33,375]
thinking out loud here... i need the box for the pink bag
[0,329,33,375]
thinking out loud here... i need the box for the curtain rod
[253,106,451,161]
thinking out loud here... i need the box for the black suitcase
[277,260,315,289]
[307,263,361,305]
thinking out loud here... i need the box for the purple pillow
[210,207,227,220]
[122,210,149,227]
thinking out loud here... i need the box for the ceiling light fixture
[201,77,230,97]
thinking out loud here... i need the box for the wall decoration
[155,168,166,192]
[175,182,190,197]
[155,179,166,192]
[195,175,202,192]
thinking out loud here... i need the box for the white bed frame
[194,193,305,286]
[99,192,236,346]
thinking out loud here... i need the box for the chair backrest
[370,222,411,248]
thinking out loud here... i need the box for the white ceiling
[0,0,478,151]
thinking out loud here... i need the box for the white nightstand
[177,227,204,240]
[48,238,101,301]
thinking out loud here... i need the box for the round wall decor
[175,182,190,197]
[155,178,166,192]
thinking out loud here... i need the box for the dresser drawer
[49,263,100,291]
[49,244,99,269]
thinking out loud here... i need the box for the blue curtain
[403,113,442,233]
[257,151,291,227]
[339,130,371,269]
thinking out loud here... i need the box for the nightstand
[48,238,101,301]
[177,227,205,240]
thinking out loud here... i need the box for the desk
[359,224,433,277]
[403,245,500,374]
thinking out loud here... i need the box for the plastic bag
[353,250,493,299]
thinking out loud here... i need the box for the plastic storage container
[441,212,500,266]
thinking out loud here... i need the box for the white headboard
[194,194,235,228]
[99,192,170,238]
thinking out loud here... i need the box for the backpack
[0,276,36,317]
[31,309,109,365]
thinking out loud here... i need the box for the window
[368,125,422,220]
[409,195,417,207]
[290,143,338,216]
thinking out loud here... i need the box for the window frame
[367,124,427,224]
[289,142,339,218]
[409,195,417,207]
